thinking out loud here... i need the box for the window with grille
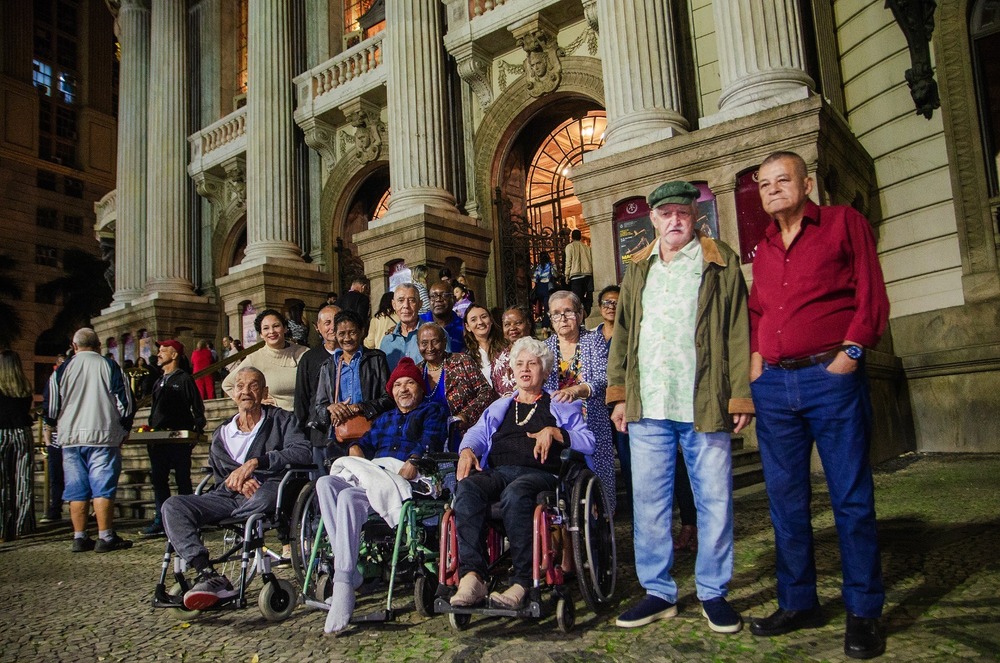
[34,0,80,166]
[63,215,83,234]
[64,177,84,198]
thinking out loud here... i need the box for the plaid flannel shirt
[352,399,449,461]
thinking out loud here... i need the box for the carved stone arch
[472,55,605,302]
[318,155,390,284]
[473,56,605,227]
[211,213,247,281]
[934,0,1000,301]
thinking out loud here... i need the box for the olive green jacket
[606,236,754,432]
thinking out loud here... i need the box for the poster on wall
[242,303,258,347]
[735,168,773,264]
[612,183,720,282]
[139,331,153,362]
[387,260,411,292]
[122,334,136,363]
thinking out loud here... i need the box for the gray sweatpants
[162,481,279,565]
[314,474,371,586]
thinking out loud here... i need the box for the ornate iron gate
[494,187,571,308]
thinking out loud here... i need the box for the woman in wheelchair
[314,356,449,633]
[449,336,596,609]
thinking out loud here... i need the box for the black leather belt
[773,348,841,370]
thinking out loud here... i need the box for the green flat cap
[647,181,700,209]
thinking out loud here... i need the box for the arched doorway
[336,165,390,294]
[494,101,606,307]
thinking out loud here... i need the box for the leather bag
[332,356,371,444]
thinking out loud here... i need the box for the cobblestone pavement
[2,453,998,662]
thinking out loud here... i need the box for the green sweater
[606,235,754,433]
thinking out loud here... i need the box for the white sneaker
[183,572,237,610]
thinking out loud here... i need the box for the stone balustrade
[187,106,247,176]
[294,32,387,123]
[469,0,506,18]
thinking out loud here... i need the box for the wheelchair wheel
[570,471,617,611]
[556,596,575,633]
[290,480,331,597]
[448,611,471,631]
[258,578,298,621]
[414,573,437,617]
[167,582,201,621]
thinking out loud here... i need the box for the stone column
[594,0,688,149]
[112,0,150,304]
[380,0,459,223]
[144,0,195,294]
[242,0,302,263]
[704,0,814,126]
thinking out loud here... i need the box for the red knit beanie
[386,356,424,393]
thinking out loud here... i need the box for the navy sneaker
[94,534,133,553]
[702,597,743,633]
[615,595,678,628]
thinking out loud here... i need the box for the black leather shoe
[750,606,825,636]
[844,614,885,659]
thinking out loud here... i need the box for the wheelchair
[152,466,314,622]
[433,449,617,633]
[288,453,459,623]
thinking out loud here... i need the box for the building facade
[82,0,998,455]
[0,0,118,390]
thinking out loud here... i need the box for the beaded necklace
[513,393,543,426]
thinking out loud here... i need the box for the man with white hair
[379,283,425,370]
[45,327,135,553]
[162,366,311,610]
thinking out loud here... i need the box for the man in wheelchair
[449,337,596,609]
[315,356,449,633]
[161,366,311,610]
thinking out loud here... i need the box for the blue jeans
[453,465,559,588]
[629,419,734,602]
[751,360,884,618]
[62,446,122,501]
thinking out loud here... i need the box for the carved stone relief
[886,0,941,119]
[349,110,385,164]
[517,30,562,97]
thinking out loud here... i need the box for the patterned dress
[543,329,615,513]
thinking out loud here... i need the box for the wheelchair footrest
[153,584,182,609]
[433,596,544,619]
[351,608,395,624]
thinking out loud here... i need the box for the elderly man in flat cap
[607,181,753,634]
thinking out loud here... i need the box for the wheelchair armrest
[281,463,321,471]
[560,448,587,466]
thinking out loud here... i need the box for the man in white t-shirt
[161,366,311,610]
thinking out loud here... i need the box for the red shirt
[748,201,889,363]
[190,348,213,373]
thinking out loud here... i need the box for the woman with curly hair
[221,308,307,411]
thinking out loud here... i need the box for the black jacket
[311,348,393,433]
[294,344,336,447]
[149,369,205,432]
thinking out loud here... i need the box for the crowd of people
[2,150,889,658]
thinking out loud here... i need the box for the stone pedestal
[216,261,331,341]
[352,208,492,305]
[110,0,150,306]
[145,0,196,295]
[243,0,302,264]
[701,0,814,127]
[589,0,688,159]
[92,296,220,360]
[380,0,460,222]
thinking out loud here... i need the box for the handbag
[332,356,371,444]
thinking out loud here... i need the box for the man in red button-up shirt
[747,151,888,660]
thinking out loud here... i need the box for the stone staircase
[731,435,766,498]
[33,398,236,522]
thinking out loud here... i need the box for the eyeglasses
[600,300,618,308]
[429,293,452,301]
[549,311,576,321]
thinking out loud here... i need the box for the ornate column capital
[510,15,561,97]
[452,42,493,110]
